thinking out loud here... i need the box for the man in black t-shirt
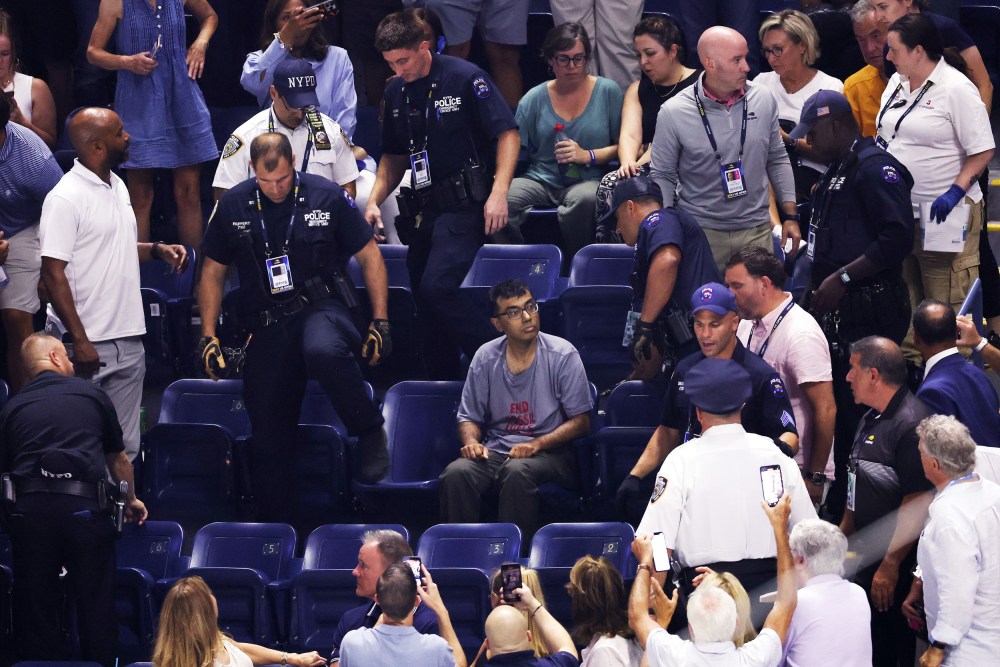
[840,335,933,667]
[0,332,146,666]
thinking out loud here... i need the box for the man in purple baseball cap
[616,281,799,524]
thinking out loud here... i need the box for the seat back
[568,244,634,287]
[299,381,374,436]
[291,425,349,529]
[190,522,298,580]
[116,520,185,578]
[303,524,411,570]
[139,246,197,298]
[461,244,563,300]
[382,381,464,483]
[417,523,522,574]
[430,568,492,657]
[159,379,251,438]
[558,286,633,390]
[348,244,411,289]
[605,381,664,427]
[528,522,635,572]
[289,569,368,652]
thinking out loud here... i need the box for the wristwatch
[931,641,949,650]
[807,471,828,485]
[637,563,652,574]
[838,268,851,285]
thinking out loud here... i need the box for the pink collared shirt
[702,83,747,110]
[738,294,835,478]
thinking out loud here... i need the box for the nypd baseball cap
[598,175,663,223]
[690,282,737,316]
[685,357,752,414]
[788,89,854,141]
[273,59,320,109]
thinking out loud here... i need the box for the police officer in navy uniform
[366,10,520,379]
[788,90,915,521]
[198,133,391,522]
[601,175,722,381]
[617,282,798,525]
[1,333,147,666]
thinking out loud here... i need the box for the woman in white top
[0,10,57,148]
[153,576,326,667]
[754,10,843,201]
[878,13,994,321]
[567,556,642,667]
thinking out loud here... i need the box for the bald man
[0,332,147,665]
[483,586,577,666]
[38,107,187,461]
[648,26,798,272]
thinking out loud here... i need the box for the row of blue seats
[0,520,640,659]
[140,376,663,534]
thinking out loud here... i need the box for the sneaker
[357,427,389,483]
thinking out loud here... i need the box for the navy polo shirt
[632,207,722,318]
[382,54,517,181]
[661,340,798,443]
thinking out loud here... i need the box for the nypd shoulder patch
[650,475,668,503]
[222,135,244,160]
[770,377,786,398]
[473,76,491,99]
[644,211,661,228]
[882,164,900,184]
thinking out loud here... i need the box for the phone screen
[760,464,784,507]
[500,562,522,602]
[403,556,422,583]
[652,532,670,572]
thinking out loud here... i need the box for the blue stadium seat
[348,244,411,289]
[557,285,634,390]
[590,426,657,507]
[352,381,464,500]
[290,425,349,528]
[158,379,251,438]
[141,423,240,532]
[182,522,298,644]
[417,523,522,574]
[430,568,492,657]
[115,521,185,661]
[288,569,365,653]
[531,566,574,629]
[299,381,375,437]
[139,246,198,372]
[528,522,636,573]
[301,524,411,570]
[605,381,664,427]
[461,244,564,301]
[568,244,635,287]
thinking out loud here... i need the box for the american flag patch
[780,410,795,428]
[817,106,830,116]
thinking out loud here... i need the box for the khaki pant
[901,197,983,361]
[702,222,774,274]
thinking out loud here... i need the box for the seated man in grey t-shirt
[439,279,593,538]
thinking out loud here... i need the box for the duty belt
[258,294,311,327]
[16,477,102,501]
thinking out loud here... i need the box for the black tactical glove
[616,474,642,517]
[198,336,227,380]
[630,320,663,364]
[361,319,392,366]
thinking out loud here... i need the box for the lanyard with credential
[403,81,437,154]
[693,82,748,166]
[748,300,796,358]
[268,111,314,173]
[875,80,933,145]
[254,173,300,258]
[944,472,978,490]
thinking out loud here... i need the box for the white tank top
[2,72,33,123]
[213,640,253,667]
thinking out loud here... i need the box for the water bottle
[554,123,582,185]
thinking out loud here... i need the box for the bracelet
[280,652,287,666]
[274,32,288,50]
[531,603,543,619]
[588,149,596,167]
[781,213,801,222]
[637,563,652,574]
[976,336,989,352]
[151,241,163,262]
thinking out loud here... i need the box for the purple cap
[788,89,854,141]
[690,282,737,316]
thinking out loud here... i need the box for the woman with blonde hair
[695,569,759,647]
[153,576,325,667]
[567,556,641,666]
[472,567,549,665]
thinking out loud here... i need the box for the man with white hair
[648,25,799,271]
[629,494,797,667]
[482,584,577,666]
[782,520,872,666]
[901,415,1000,667]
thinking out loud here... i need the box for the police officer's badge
[650,475,668,503]
[473,76,491,99]
[700,286,714,301]
[222,135,244,159]
[882,165,900,183]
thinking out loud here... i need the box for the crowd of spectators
[2,1,1000,666]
